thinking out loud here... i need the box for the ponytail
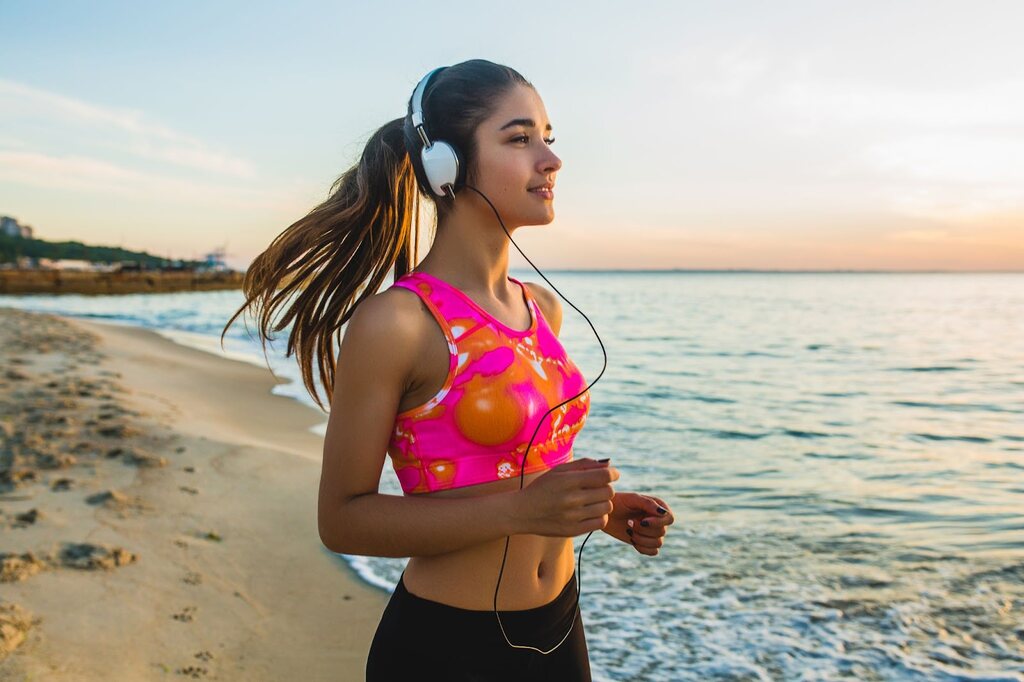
[221,116,421,411]
[222,59,533,413]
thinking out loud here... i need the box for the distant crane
[200,242,234,272]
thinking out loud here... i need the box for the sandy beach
[0,306,388,680]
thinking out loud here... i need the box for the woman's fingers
[630,516,668,537]
[627,519,664,555]
[646,495,675,525]
[630,531,660,555]
[578,499,614,522]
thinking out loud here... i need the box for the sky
[1,0,1022,272]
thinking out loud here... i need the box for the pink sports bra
[386,270,591,495]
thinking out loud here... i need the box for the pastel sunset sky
[1,1,1022,271]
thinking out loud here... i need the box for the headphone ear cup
[420,140,461,197]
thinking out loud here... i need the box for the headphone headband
[410,66,446,139]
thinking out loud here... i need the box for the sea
[3,270,1022,681]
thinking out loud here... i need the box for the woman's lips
[529,188,553,200]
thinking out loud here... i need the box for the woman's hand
[602,491,674,556]
[512,458,620,537]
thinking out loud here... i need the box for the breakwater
[0,269,245,295]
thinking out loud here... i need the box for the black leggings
[366,570,592,681]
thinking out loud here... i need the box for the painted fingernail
[626,528,633,536]
[641,519,650,527]
[627,519,634,528]
[657,506,667,514]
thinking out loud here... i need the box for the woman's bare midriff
[401,461,576,612]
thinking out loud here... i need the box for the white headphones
[406,66,463,199]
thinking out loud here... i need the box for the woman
[224,59,674,681]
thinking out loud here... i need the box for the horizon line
[506,268,1024,274]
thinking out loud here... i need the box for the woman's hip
[366,569,591,681]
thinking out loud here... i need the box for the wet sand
[0,306,388,680]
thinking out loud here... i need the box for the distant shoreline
[510,268,1024,274]
[1,268,1018,297]
[0,269,244,295]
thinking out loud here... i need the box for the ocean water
[3,271,1022,681]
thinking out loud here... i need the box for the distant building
[1,215,34,239]
[199,247,230,272]
[160,258,192,272]
[38,258,115,272]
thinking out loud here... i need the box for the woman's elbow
[317,501,348,554]
[318,524,340,554]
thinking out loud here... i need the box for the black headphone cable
[459,183,610,655]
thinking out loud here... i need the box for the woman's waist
[403,535,574,610]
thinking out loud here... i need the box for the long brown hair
[221,59,533,411]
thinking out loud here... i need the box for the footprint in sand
[96,422,140,439]
[59,542,137,571]
[175,664,208,678]
[0,552,47,582]
[174,650,215,678]
[113,447,167,468]
[0,602,35,660]
[36,452,77,469]
[1,469,38,492]
[85,489,150,515]
[171,605,196,622]
[11,508,42,528]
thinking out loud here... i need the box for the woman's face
[469,84,562,228]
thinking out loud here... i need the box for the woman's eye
[512,135,556,145]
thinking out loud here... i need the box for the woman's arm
[315,286,610,557]
[328,489,525,557]
[317,289,529,557]
[335,457,617,556]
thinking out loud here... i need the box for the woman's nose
[541,149,562,173]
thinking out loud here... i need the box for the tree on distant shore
[0,234,202,269]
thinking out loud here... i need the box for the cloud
[753,70,1024,223]
[695,45,771,98]
[0,79,324,217]
[858,134,1024,223]
[883,229,952,243]
[862,134,1024,185]
[0,149,306,212]
[0,78,256,178]
[767,77,1024,129]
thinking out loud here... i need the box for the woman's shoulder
[521,280,563,336]
[344,286,430,368]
